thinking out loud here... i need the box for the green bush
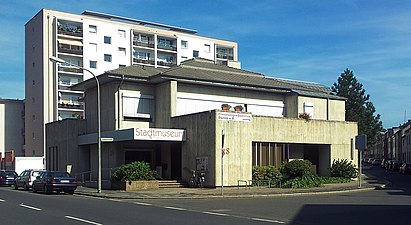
[280,160,312,180]
[111,161,156,181]
[318,176,351,184]
[252,166,282,181]
[282,173,322,188]
[329,159,358,179]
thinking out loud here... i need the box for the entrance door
[125,151,152,164]
[170,143,181,180]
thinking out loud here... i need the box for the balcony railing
[58,101,84,110]
[133,58,155,65]
[58,65,83,74]
[157,61,176,67]
[157,44,177,52]
[58,44,83,55]
[216,53,234,60]
[133,40,155,48]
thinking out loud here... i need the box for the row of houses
[371,121,411,163]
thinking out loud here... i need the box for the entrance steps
[158,180,187,188]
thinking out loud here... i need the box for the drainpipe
[117,74,125,129]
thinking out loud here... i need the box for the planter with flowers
[234,105,244,112]
[299,112,311,121]
[221,104,232,111]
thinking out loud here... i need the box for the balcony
[58,24,83,37]
[58,43,83,55]
[157,44,177,52]
[58,65,83,74]
[216,53,234,60]
[157,61,176,67]
[133,58,155,65]
[133,40,155,49]
[58,101,84,110]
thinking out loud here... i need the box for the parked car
[384,160,393,170]
[389,160,403,171]
[399,163,411,175]
[372,159,382,166]
[0,170,18,186]
[367,158,375,164]
[14,169,44,190]
[32,171,77,194]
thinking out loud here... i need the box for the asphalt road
[0,166,410,225]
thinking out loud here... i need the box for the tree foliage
[331,69,384,147]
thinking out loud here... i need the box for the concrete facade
[0,99,25,168]
[46,59,358,187]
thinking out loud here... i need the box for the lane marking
[251,217,286,224]
[134,202,152,206]
[202,211,229,216]
[20,203,41,211]
[65,215,103,225]
[0,199,5,202]
[164,206,187,211]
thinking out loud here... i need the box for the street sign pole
[221,130,225,196]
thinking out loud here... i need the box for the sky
[1,0,410,128]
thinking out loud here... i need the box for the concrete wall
[0,100,25,157]
[45,119,87,175]
[172,111,358,187]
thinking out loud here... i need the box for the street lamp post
[50,56,102,193]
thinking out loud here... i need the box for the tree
[331,69,384,148]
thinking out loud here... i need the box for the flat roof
[82,10,198,34]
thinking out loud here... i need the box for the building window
[32,80,35,85]
[90,61,97,69]
[181,40,188,49]
[204,44,211,53]
[252,142,285,167]
[104,54,112,62]
[193,50,199,57]
[90,42,97,52]
[134,51,150,59]
[104,36,111,44]
[32,97,35,103]
[303,102,314,117]
[123,95,154,119]
[89,25,97,33]
[118,47,126,56]
[118,29,126,38]
[32,115,35,121]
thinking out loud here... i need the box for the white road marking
[20,203,41,211]
[202,211,229,216]
[65,215,103,225]
[164,206,187,211]
[134,202,152,206]
[251,217,286,224]
[0,199,5,202]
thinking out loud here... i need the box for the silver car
[14,169,44,190]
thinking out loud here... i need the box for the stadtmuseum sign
[134,128,186,141]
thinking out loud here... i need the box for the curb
[74,184,382,200]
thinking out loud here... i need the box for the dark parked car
[0,170,18,186]
[32,171,77,194]
[399,163,411,175]
[389,160,403,171]
[372,159,382,166]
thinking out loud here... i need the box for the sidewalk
[74,173,387,199]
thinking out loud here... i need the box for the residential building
[46,58,358,187]
[0,99,25,169]
[25,9,240,157]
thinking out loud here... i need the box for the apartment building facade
[46,59,358,187]
[25,9,240,157]
[0,99,25,169]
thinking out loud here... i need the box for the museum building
[46,58,358,188]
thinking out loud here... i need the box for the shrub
[111,161,156,181]
[282,173,322,188]
[329,159,358,179]
[252,166,282,181]
[280,160,312,180]
[318,176,351,184]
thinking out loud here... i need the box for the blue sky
[1,0,410,128]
